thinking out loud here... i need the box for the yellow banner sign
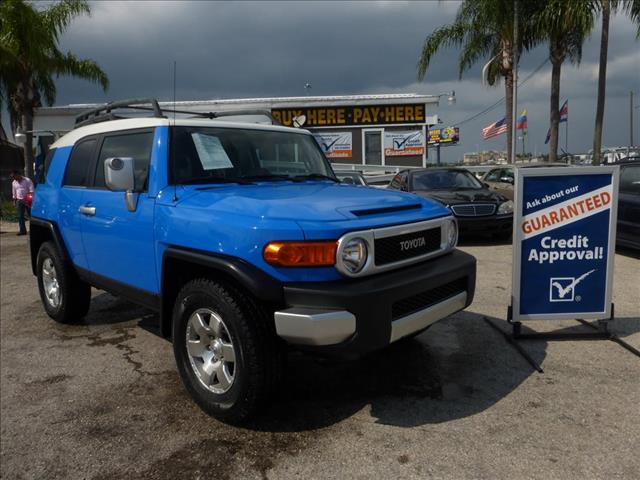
[272,103,426,128]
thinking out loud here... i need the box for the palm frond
[51,52,109,91]
[458,33,494,79]
[417,23,467,81]
[40,0,90,42]
[622,0,640,37]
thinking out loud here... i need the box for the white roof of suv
[51,117,311,149]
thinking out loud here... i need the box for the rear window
[64,139,97,187]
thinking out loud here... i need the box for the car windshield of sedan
[412,170,483,191]
[170,126,336,184]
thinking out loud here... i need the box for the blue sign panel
[512,167,618,321]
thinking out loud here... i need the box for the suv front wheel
[36,241,91,323]
[172,278,284,424]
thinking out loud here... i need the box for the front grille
[392,277,467,320]
[450,204,496,217]
[374,227,441,266]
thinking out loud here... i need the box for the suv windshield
[170,126,336,184]
[412,170,483,190]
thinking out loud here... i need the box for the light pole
[430,91,456,165]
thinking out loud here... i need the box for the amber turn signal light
[263,241,337,267]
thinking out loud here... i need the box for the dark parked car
[335,171,368,186]
[616,160,640,249]
[389,168,513,239]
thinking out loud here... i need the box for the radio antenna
[172,59,178,202]
[172,60,177,124]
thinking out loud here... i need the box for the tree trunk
[549,55,562,163]
[505,69,514,164]
[21,110,35,179]
[593,0,610,166]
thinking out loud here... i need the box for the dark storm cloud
[56,0,462,102]
[18,1,640,157]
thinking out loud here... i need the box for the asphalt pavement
[1,221,638,479]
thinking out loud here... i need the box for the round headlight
[340,237,368,274]
[446,219,458,248]
[498,200,514,214]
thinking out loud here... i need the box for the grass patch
[0,200,18,222]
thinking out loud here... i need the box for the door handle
[79,205,96,216]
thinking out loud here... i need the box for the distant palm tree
[0,0,108,178]
[417,0,538,164]
[593,0,640,164]
[533,0,596,163]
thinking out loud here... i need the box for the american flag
[482,117,508,140]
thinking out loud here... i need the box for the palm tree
[0,0,108,178]
[592,0,640,165]
[592,0,612,166]
[417,0,538,164]
[534,0,596,163]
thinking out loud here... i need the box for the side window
[400,172,409,190]
[620,165,640,194]
[485,169,501,182]
[64,139,97,187]
[389,173,402,190]
[94,131,154,190]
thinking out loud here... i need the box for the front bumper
[274,249,476,358]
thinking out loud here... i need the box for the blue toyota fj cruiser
[30,99,476,423]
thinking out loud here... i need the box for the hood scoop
[351,204,422,217]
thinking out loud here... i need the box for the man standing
[10,170,34,236]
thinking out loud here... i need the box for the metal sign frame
[511,166,619,322]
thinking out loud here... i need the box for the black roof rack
[74,98,282,128]
[74,98,165,127]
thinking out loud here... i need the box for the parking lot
[1,220,638,480]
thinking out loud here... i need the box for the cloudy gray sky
[13,1,640,161]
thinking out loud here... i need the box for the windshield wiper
[240,174,292,182]
[291,173,339,183]
[178,176,253,185]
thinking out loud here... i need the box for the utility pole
[631,91,634,147]
[511,0,519,165]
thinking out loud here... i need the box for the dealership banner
[272,103,428,128]
[313,132,352,158]
[428,126,460,145]
[511,167,619,321]
[383,130,425,156]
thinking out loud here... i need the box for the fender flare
[29,217,70,275]
[160,246,285,338]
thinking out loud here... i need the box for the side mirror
[483,182,490,188]
[104,157,138,212]
[500,176,514,185]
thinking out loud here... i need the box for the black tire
[172,278,284,424]
[36,241,91,323]
[493,231,512,242]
